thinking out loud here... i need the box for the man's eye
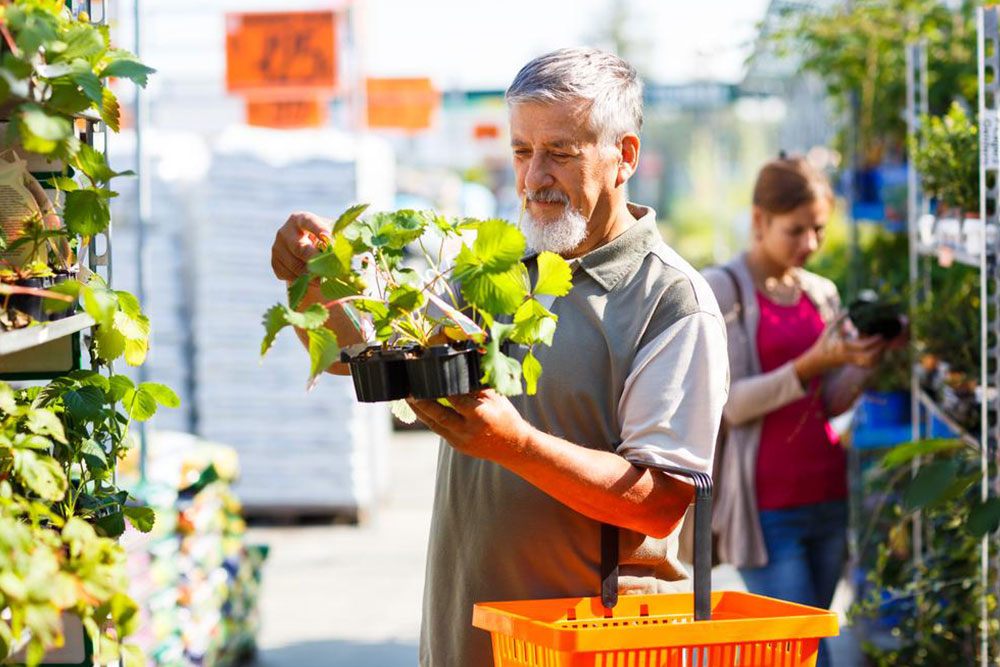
[552,153,571,159]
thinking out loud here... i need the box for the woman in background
[705,156,892,667]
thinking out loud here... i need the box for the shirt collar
[575,203,661,291]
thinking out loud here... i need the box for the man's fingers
[271,252,304,281]
[408,398,465,431]
[291,212,333,239]
[446,391,489,415]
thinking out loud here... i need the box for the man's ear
[615,134,640,188]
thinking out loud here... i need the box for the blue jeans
[739,500,848,667]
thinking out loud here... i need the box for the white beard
[522,205,589,255]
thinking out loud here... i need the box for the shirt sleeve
[616,310,730,476]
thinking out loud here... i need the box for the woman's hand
[794,315,889,383]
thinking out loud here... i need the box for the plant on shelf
[0,0,153,330]
[850,438,1000,666]
[261,205,574,403]
[910,101,979,216]
[0,2,169,665]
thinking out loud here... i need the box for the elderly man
[271,48,729,667]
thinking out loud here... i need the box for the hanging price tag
[981,108,1000,170]
[225,11,337,94]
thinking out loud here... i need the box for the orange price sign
[225,11,337,94]
[246,98,328,129]
[366,78,440,131]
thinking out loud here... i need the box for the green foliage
[851,439,996,666]
[767,0,977,164]
[0,369,176,665]
[261,206,575,396]
[910,102,979,213]
[0,6,162,663]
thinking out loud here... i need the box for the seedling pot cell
[407,343,484,399]
[8,272,76,323]
[345,347,411,403]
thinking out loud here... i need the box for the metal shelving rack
[905,9,1000,665]
[0,0,110,378]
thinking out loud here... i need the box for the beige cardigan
[703,254,871,568]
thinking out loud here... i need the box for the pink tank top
[755,291,846,510]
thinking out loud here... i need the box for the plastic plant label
[0,154,43,265]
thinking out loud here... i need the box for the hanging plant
[261,205,574,406]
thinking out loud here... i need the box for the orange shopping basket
[473,457,840,667]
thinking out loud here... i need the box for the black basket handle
[601,456,713,621]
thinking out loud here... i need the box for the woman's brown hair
[752,155,835,215]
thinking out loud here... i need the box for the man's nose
[524,154,554,191]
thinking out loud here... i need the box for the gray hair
[505,47,643,144]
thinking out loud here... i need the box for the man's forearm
[494,427,694,539]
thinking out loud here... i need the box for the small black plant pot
[406,342,484,399]
[8,271,76,323]
[343,346,412,403]
[848,298,904,339]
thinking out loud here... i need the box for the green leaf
[46,175,79,191]
[459,265,527,315]
[332,203,370,235]
[95,510,126,538]
[93,326,126,363]
[481,323,522,396]
[534,251,573,297]
[390,400,417,424]
[47,80,93,116]
[70,67,103,103]
[100,58,156,87]
[26,409,66,444]
[511,298,558,346]
[113,309,150,340]
[123,387,158,422]
[881,439,965,469]
[123,505,155,534]
[20,104,73,141]
[120,643,145,667]
[59,24,106,62]
[13,450,68,502]
[81,439,108,468]
[388,284,425,314]
[0,383,16,414]
[320,276,365,300]
[75,144,119,185]
[307,235,354,279]
[286,303,330,330]
[64,188,110,236]
[469,219,526,273]
[108,375,135,402]
[288,275,311,310]
[969,498,1000,537]
[123,337,148,366]
[307,328,340,390]
[522,349,542,395]
[138,382,180,409]
[64,386,106,421]
[261,304,288,356]
[100,87,121,132]
[902,460,960,511]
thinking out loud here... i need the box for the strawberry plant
[262,205,574,400]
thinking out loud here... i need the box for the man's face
[509,101,621,248]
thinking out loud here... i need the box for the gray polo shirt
[419,204,729,667]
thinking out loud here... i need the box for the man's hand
[408,390,533,465]
[271,211,333,281]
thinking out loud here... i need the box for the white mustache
[525,189,569,205]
